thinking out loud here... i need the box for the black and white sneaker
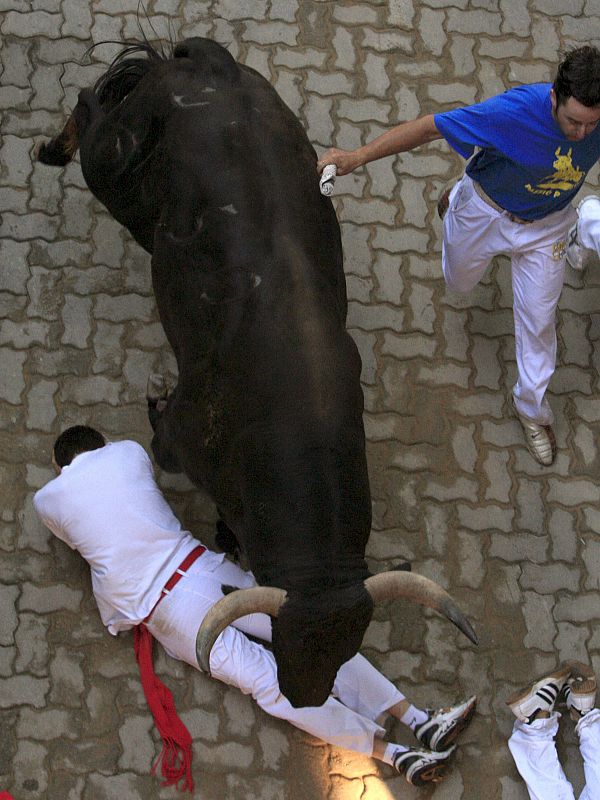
[506,664,571,723]
[392,745,456,786]
[562,660,597,722]
[414,696,477,751]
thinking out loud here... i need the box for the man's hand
[317,148,362,176]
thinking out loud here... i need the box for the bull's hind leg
[146,373,182,473]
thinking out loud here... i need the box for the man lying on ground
[33,425,476,790]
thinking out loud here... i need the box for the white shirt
[33,440,220,634]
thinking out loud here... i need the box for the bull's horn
[364,572,478,645]
[196,586,287,673]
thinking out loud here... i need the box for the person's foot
[506,664,571,723]
[562,660,597,722]
[511,396,556,466]
[392,745,456,786]
[414,696,477,752]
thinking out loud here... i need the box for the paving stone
[49,646,85,706]
[555,622,591,663]
[14,611,49,676]
[1,675,49,709]
[19,583,83,613]
[117,715,155,772]
[17,707,77,740]
[0,349,26,404]
[13,739,48,796]
[85,772,149,800]
[520,563,581,594]
[0,583,19,646]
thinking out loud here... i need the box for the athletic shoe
[562,660,596,721]
[565,222,584,270]
[506,664,571,723]
[511,395,556,466]
[392,745,456,786]
[414,695,477,752]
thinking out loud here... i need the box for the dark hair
[53,425,105,467]
[554,46,600,108]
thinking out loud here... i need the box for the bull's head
[197,572,478,708]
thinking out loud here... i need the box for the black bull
[39,37,477,707]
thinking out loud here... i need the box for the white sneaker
[511,396,556,466]
[562,660,597,722]
[506,664,571,723]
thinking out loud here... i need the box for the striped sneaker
[506,665,571,723]
[392,745,456,786]
[414,696,477,752]
[562,660,596,722]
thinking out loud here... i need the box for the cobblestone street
[2,1,600,798]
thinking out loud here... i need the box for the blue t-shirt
[434,84,600,221]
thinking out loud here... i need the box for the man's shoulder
[105,439,149,459]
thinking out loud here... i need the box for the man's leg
[566,195,600,270]
[563,662,598,800]
[441,175,504,293]
[506,664,578,800]
[577,709,600,800]
[510,244,566,428]
[508,714,576,800]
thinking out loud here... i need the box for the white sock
[400,704,428,730]
[382,742,409,766]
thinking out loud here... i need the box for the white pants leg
[510,224,568,426]
[577,709,600,800]
[147,555,403,754]
[442,175,575,424]
[576,195,600,254]
[508,713,576,800]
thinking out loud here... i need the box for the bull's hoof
[147,373,169,411]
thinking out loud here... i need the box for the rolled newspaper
[319,164,337,196]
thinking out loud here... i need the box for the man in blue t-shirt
[318,47,600,466]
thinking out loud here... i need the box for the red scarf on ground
[133,624,194,793]
[0,793,15,799]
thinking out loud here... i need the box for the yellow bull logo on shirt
[525,147,584,198]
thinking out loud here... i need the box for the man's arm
[317,114,442,175]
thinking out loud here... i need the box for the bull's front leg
[37,88,102,166]
[146,374,182,473]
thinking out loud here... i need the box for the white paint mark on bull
[219,205,238,215]
[252,274,262,288]
[202,87,216,93]
[172,94,211,108]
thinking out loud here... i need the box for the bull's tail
[37,115,79,166]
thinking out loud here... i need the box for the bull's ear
[220,584,237,596]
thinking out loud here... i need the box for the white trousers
[576,195,600,255]
[147,554,403,754]
[508,710,600,800]
[443,175,576,425]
